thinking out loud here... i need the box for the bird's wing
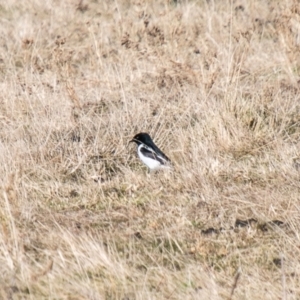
[140,144,170,165]
[150,143,171,163]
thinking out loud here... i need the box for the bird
[130,132,171,170]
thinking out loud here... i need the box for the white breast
[137,144,162,170]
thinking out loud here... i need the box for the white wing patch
[137,144,170,170]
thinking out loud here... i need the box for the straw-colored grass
[0,0,300,298]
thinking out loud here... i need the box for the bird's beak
[128,138,135,147]
[129,138,138,143]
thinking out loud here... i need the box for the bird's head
[130,132,152,145]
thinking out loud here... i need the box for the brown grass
[0,0,300,298]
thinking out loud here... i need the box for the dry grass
[0,0,300,298]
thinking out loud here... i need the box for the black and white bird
[130,132,171,170]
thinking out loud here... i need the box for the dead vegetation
[0,0,300,298]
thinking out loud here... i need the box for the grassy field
[0,0,300,298]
